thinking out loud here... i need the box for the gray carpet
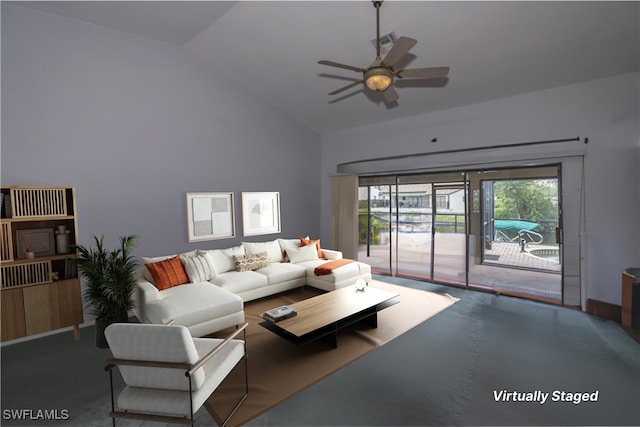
[2,275,639,426]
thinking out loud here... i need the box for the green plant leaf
[76,234,138,320]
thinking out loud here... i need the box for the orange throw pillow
[145,256,189,290]
[300,237,324,259]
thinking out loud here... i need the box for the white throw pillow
[243,240,283,263]
[287,244,319,264]
[196,250,217,277]
[180,254,215,282]
[141,250,197,266]
[278,238,301,261]
[204,245,245,274]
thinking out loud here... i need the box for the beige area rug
[205,280,459,426]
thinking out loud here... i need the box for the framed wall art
[186,192,235,242]
[241,192,281,236]
[16,228,55,258]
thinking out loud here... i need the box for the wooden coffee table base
[259,285,399,348]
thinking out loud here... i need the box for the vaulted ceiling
[13,1,640,133]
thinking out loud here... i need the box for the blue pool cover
[493,219,539,231]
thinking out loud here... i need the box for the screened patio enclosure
[358,165,563,303]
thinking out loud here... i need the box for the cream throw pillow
[203,245,245,274]
[278,238,301,262]
[180,254,215,283]
[243,240,283,263]
[287,244,319,263]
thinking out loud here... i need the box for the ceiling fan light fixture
[364,67,393,91]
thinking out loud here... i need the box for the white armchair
[105,322,248,426]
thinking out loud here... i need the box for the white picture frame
[241,192,281,236]
[186,192,235,242]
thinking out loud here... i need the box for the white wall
[1,3,322,258]
[320,72,640,306]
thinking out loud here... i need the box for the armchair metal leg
[220,328,249,427]
[108,368,116,427]
[221,391,248,427]
[220,354,249,427]
[189,374,194,427]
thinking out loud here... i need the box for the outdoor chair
[104,322,248,426]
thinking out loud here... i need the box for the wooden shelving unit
[1,186,83,342]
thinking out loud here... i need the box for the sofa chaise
[133,238,372,337]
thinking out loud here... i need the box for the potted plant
[76,235,138,348]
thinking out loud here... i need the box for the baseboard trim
[585,298,621,323]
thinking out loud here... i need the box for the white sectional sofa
[133,238,371,337]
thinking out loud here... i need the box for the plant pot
[95,313,129,349]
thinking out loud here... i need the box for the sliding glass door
[358,178,393,276]
[358,165,563,304]
[468,167,562,301]
[360,173,467,284]
[394,180,432,280]
[432,181,467,286]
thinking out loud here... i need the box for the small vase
[25,250,35,260]
[56,227,70,254]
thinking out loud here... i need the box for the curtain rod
[337,136,586,168]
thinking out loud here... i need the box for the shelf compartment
[1,260,52,289]
[1,222,12,261]
[11,187,68,218]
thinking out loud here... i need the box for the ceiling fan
[318,0,450,103]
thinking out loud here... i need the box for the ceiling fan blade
[382,86,399,103]
[318,60,365,74]
[396,66,450,79]
[381,36,417,67]
[328,79,364,96]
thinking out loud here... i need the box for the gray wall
[1,3,322,258]
[320,72,640,306]
[3,4,638,308]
